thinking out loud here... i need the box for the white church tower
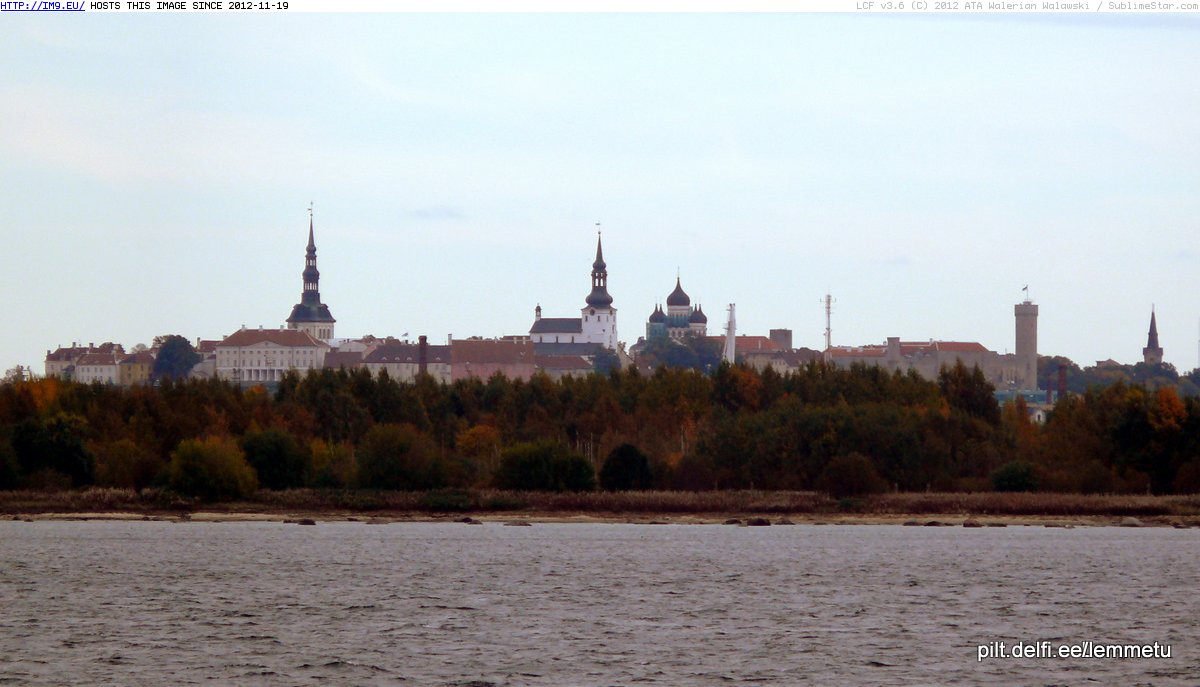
[580,232,618,350]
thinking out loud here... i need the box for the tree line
[1,360,1198,500]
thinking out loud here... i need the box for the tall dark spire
[585,231,613,307]
[287,208,335,332]
[1143,307,1163,365]
[302,214,320,304]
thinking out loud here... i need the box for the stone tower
[1014,297,1038,390]
[1143,308,1163,365]
[286,211,336,342]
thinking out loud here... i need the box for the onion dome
[649,305,666,323]
[666,277,690,307]
[689,305,708,324]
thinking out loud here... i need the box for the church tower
[1143,308,1163,365]
[286,209,336,342]
[580,232,618,349]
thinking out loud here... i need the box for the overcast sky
[2,14,1198,374]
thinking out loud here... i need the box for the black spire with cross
[586,221,613,307]
[287,204,336,334]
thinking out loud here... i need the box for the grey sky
[3,14,1198,372]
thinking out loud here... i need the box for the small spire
[593,222,605,269]
[307,202,315,251]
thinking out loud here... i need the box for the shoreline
[4,488,1200,528]
[7,510,1198,528]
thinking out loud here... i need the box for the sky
[2,13,1198,374]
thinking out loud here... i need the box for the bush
[991,460,1038,493]
[599,444,653,492]
[94,439,163,492]
[167,436,258,501]
[356,423,442,490]
[815,453,886,499]
[1173,460,1200,494]
[494,441,595,492]
[242,428,307,490]
[307,439,356,488]
[421,488,475,512]
[0,433,19,490]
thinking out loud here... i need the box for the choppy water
[1,520,1197,686]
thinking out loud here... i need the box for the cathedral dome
[649,305,666,323]
[666,278,690,307]
[689,305,707,324]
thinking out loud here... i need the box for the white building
[73,351,121,385]
[215,328,327,384]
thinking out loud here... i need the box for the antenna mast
[822,293,835,362]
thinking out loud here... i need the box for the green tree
[242,428,307,489]
[167,436,258,501]
[639,335,723,373]
[306,439,356,488]
[494,441,595,492]
[11,412,95,487]
[599,443,652,491]
[0,431,19,489]
[94,439,163,492]
[593,348,621,375]
[991,460,1038,492]
[815,452,887,499]
[939,361,1000,426]
[152,335,202,383]
[356,423,442,490]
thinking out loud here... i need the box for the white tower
[580,230,618,350]
[723,303,737,364]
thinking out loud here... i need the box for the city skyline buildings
[3,14,1198,374]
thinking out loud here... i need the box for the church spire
[1143,306,1163,365]
[585,227,613,307]
[301,209,320,304]
[287,205,336,339]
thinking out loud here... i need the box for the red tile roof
[218,329,325,348]
[119,351,156,365]
[451,339,535,365]
[363,344,451,365]
[323,351,366,369]
[76,352,119,366]
[535,355,594,371]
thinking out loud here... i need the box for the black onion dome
[666,277,690,307]
[689,305,707,324]
[586,286,613,307]
[649,305,666,323]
